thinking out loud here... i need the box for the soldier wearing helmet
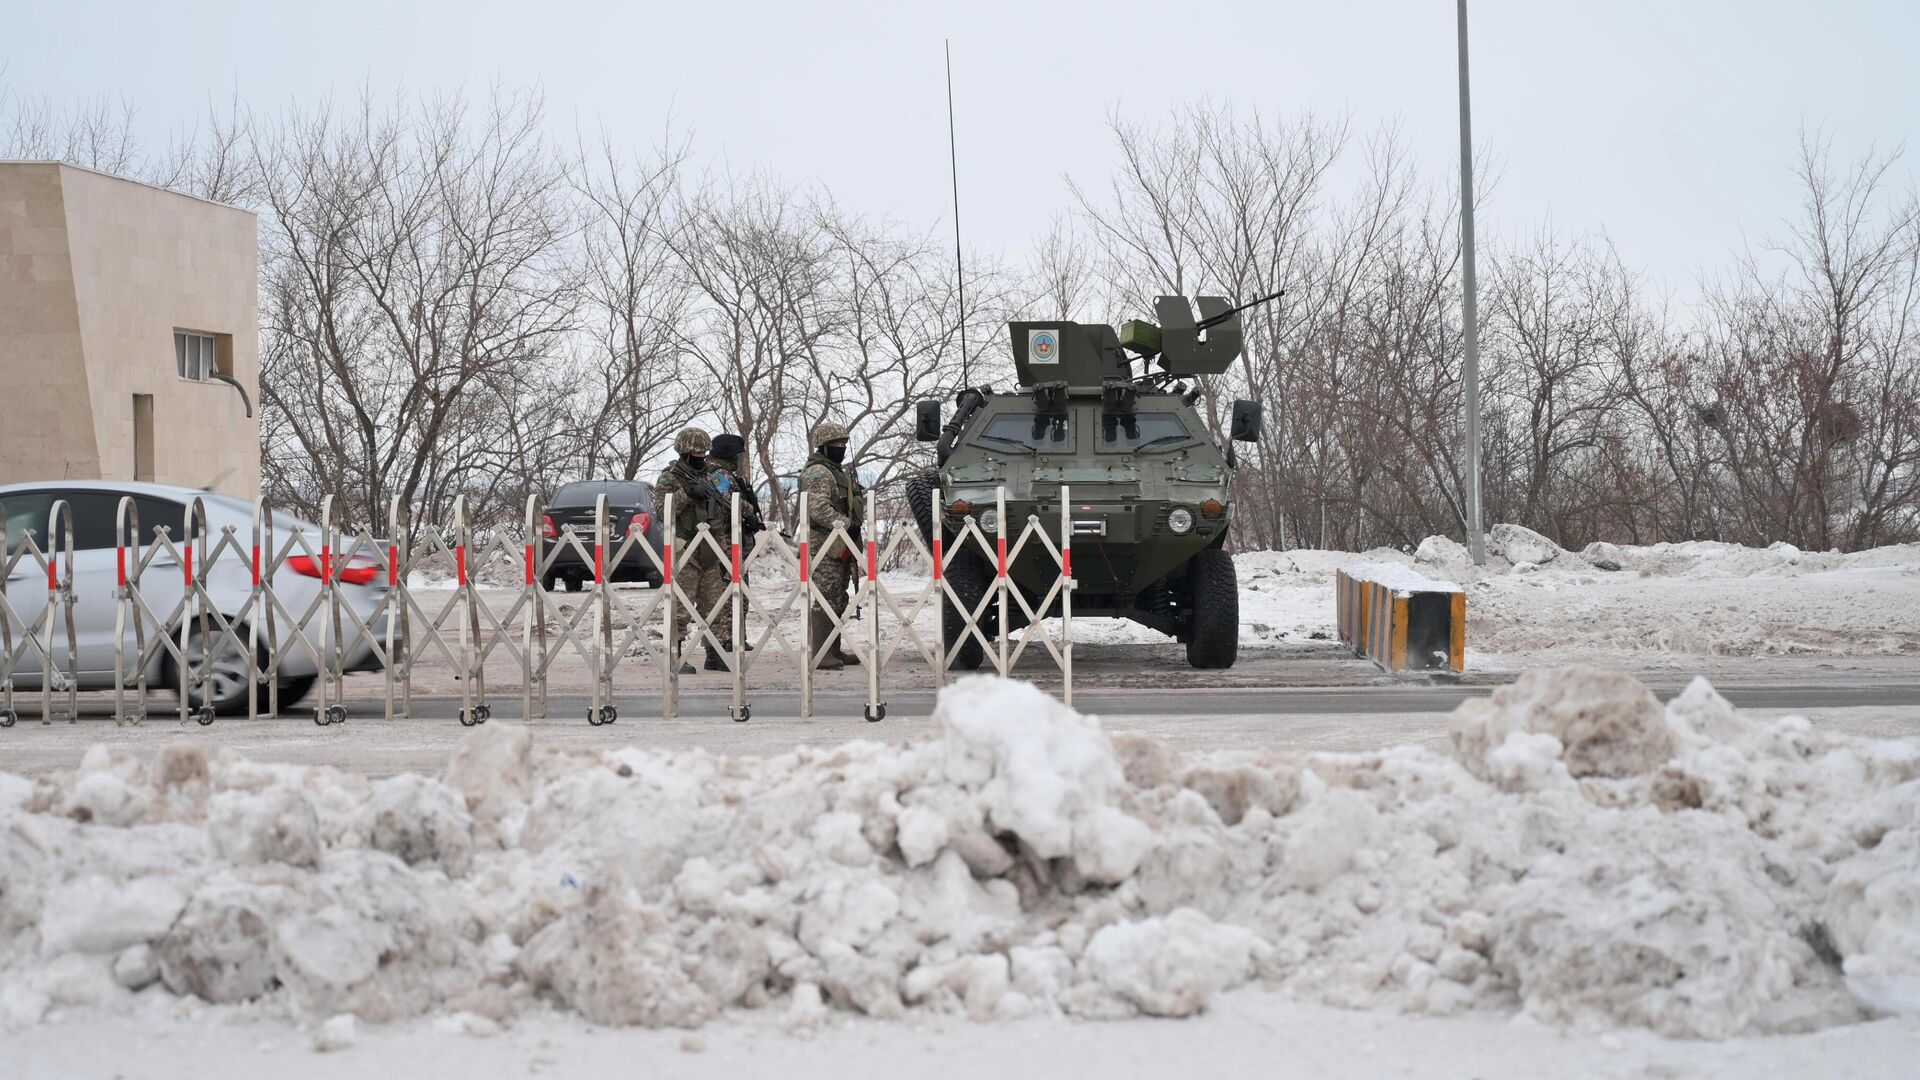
[802,420,865,670]
[656,426,736,674]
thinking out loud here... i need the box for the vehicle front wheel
[1184,547,1239,669]
[941,542,991,671]
[168,625,312,716]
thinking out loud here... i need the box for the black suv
[541,481,666,591]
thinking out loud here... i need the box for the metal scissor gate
[0,487,1076,728]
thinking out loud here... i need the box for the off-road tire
[905,469,937,544]
[1185,547,1239,669]
[942,545,990,671]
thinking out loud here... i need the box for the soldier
[655,427,735,674]
[708,433,765,537]
[802,421,864,670]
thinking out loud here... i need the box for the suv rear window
[553,481,653,508]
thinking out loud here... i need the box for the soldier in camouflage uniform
[655,427,735,674]
[802,421,864,670]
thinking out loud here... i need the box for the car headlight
[980,508,1000,532]
[1167,507,1195,534]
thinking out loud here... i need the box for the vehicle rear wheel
[541,571,562,592]
[942,543,990,671]
[564,575,585,593]
[1185,547,1239,669]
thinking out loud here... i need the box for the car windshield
[1099,411,1194,452]
[975,413,1071,454]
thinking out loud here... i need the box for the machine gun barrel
[1195,289,1285,332]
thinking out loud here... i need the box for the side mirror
[915,400,942,442]
[1230,399,1262,443]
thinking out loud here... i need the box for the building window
[175,330,222,381]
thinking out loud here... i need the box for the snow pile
[3,670,1918,1039]
[1340,562,1463,596]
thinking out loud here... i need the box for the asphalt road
[5,678,1917,778]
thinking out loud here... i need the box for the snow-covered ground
[5,666,1917,1075]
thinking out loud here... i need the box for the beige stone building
[0,161,259,499]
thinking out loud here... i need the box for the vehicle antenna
[945,39,969,389]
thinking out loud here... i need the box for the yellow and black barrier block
[1335,564,1466,674]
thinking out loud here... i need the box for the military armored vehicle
[906,295,1267,670]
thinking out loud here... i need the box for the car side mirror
[915,400,942,442]
[1230,399,1262,442]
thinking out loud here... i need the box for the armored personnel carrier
[907,295,1266,669]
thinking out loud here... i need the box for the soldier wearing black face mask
[656,427,735,674]
[801,421,864,670]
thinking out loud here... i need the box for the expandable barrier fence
[0,487,1079,728]
[1335,565,1466,674]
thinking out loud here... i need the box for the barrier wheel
[194,706,216,727]
[864,703,887,723]
[0,709,15,728]
[599,705,618,726]
[325,704,348,726]
[459,708,479,728]
[731,704,751,723]
[472,704,491,725]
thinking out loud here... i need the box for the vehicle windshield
[1099,411,1194,452]
[975,413,1071,454]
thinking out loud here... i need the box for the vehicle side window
[52,492,126,550]
[131,496,189,546]
[1,491,57,552]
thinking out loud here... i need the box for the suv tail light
[287,555,381,586]
[541,513,557,540]
[628,512,651,538]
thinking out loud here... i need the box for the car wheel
[541,571,561,592]
[941,543,990,671]
[564,575,584,593]
[169,624,258,717]
[1185,547,1239,669]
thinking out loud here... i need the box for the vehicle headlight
[1167,507,1195,534]
[980,508,1000,532]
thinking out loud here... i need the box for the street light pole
[1457,0,1486,565]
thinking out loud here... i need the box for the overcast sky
[9,0,1917,303]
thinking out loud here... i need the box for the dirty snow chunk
[443,722,533,829]
[1489,523,1566,565]
[1078,909,1260,1017]
[361,774,475,875]
[1482,731,1573,792]
[1491,813,1801,1039]
[1072,806,1153,883]
[208,786,321,868]
[1824,827,1920,1014]
[517,884,720,1028]
[1277,785,1378,889]
[63,767,149,827]
[894,805,949,868]
[156,880,282,1003]
[1451,665,1672,781]
[40,875,188,954]
[1664,678,1756,747]
[111,944,160,991]
[1341,562,1463,595]
[430,1011,501,1037]
[312,1013,356,1052]
[1414,534,1475,576]
[938,675,1126,860]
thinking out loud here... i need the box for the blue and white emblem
[1028,328,1059,364]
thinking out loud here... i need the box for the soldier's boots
[810,613,844,670]
[704,648,728,672]
[832,641,861,666]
